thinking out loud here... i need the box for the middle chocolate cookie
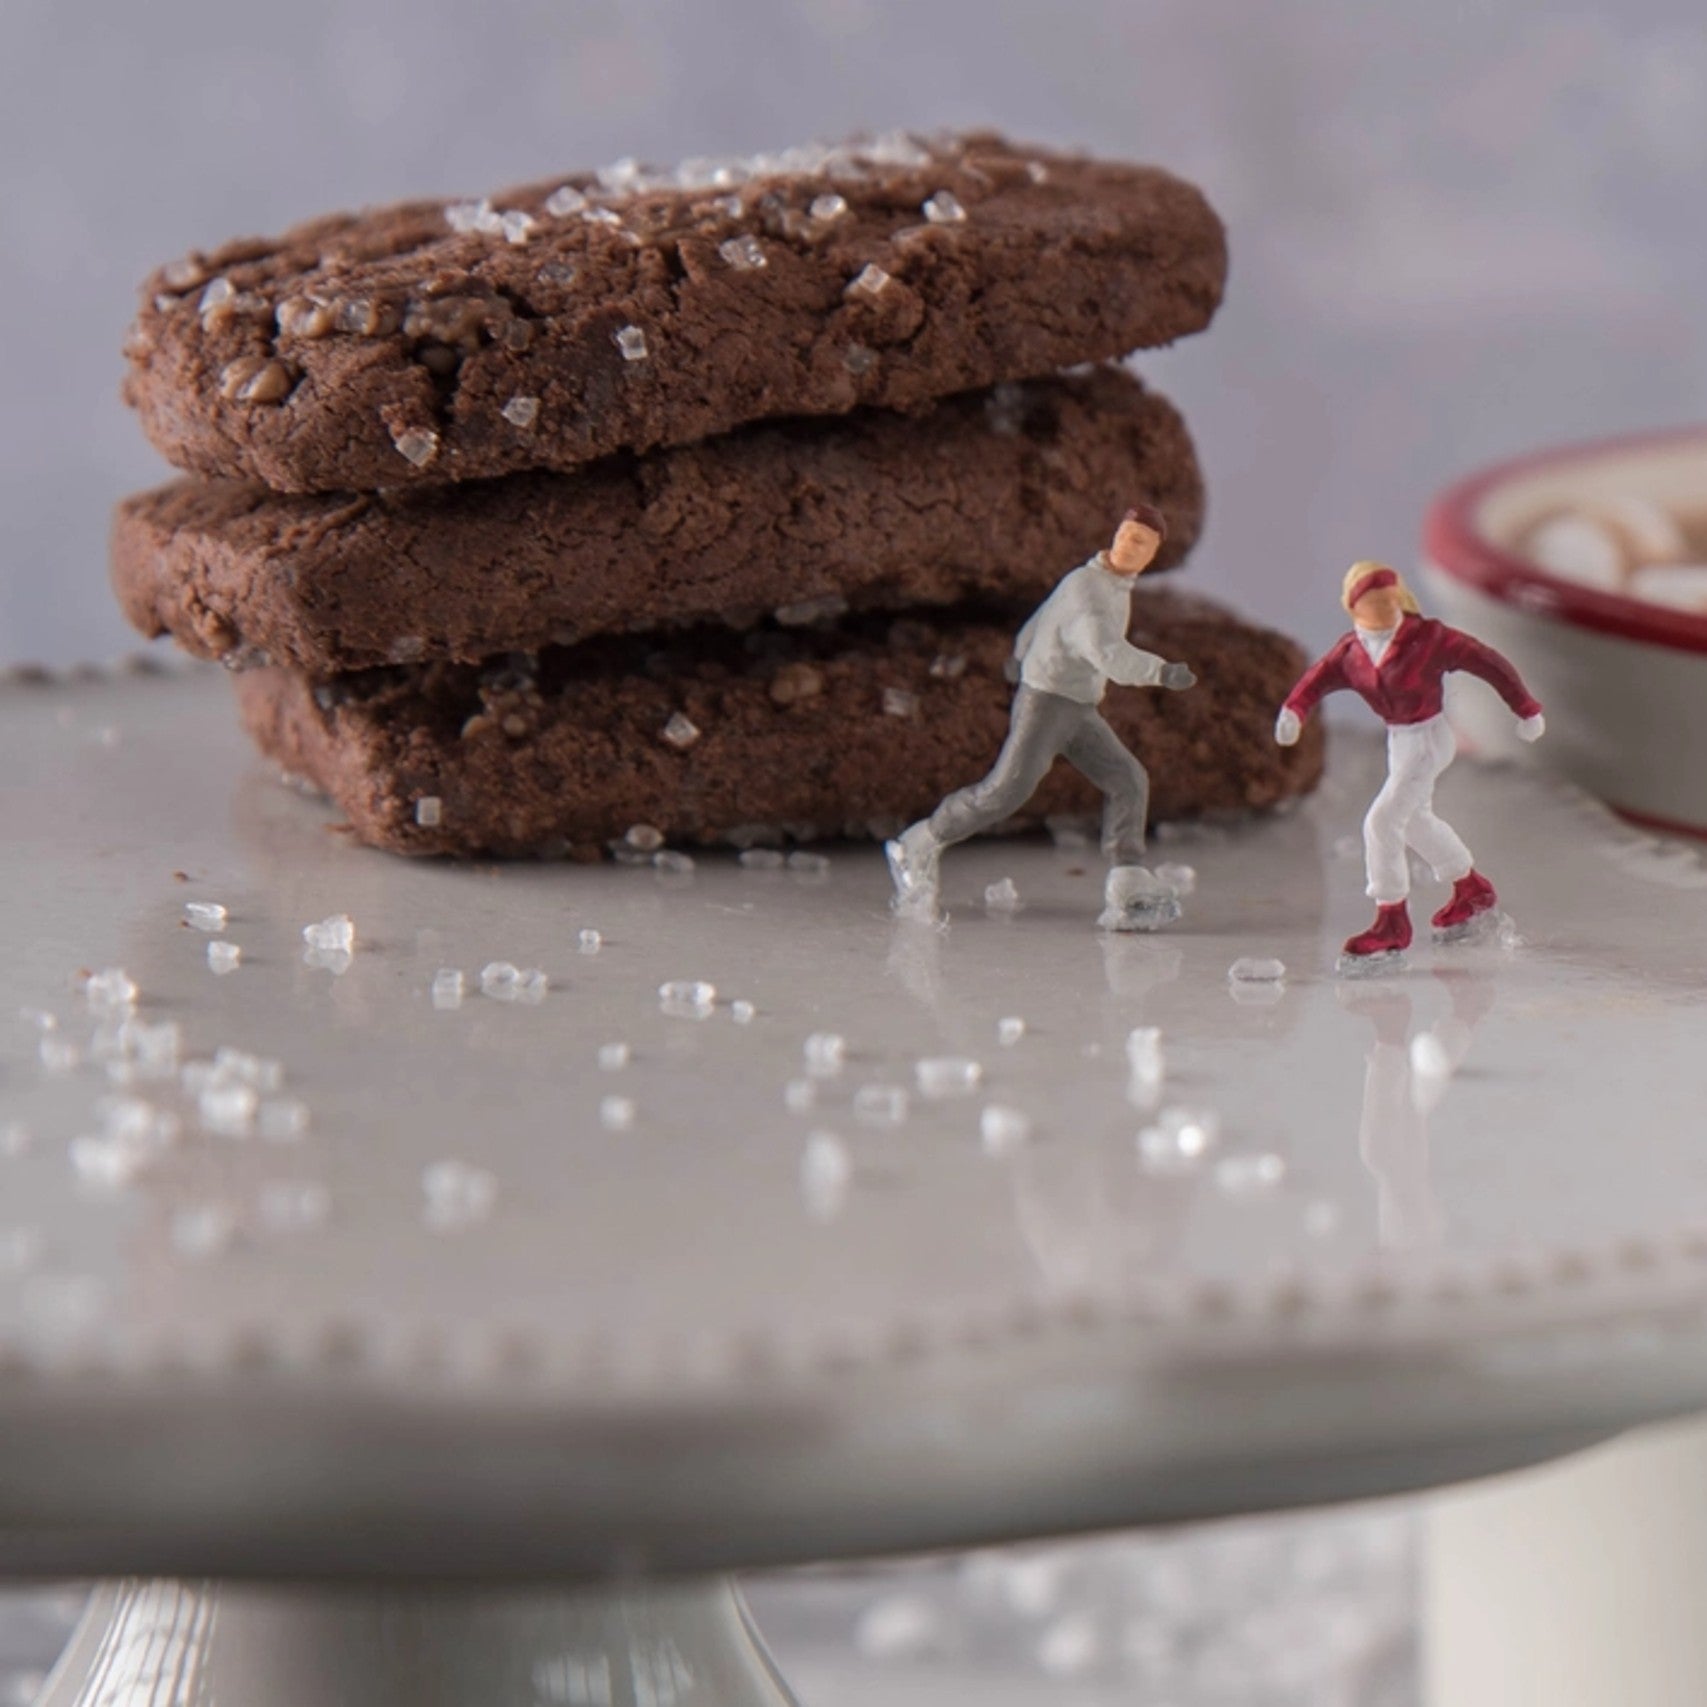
[112,366,1201,676]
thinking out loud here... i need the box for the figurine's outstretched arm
[1064,613,1167,688]
[1440,628,1545,738]
[1275,640,1351,745]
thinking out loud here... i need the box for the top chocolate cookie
[122,132,1227,494]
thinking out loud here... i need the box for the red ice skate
[1342,901,1413,961]
[1432,870,1498,933]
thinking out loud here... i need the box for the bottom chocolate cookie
[234,587,1325,859]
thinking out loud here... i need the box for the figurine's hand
[1274,707,1302,747]
[1516,712,1546,744]
[1160,662,1196,691]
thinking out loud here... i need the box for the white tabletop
[2,662,1707,1580]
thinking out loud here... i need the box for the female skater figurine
[1275,562,1545,968]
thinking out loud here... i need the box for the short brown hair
[1121,502,1168,540]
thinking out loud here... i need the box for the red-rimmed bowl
[1422,428,1707,837]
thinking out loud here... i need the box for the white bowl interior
[1474,434,1707,554]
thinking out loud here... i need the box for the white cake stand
[6,663,1707,1705]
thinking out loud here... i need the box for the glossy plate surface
[2,665,1707,1579]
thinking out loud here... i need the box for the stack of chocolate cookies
[113,131,1323,858]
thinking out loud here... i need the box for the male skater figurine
[886,504,1196,929]
[1276,561,1545,969]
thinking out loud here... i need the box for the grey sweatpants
[926,685,1149,862]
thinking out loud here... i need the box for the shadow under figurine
[1276,561,1545,973]
[886,504,1197,929]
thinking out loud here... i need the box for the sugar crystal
[739,848,786,870]
[800,1131,851,1221]
[199,1081,258,1137]
[784,1077,815,1113]
[599,1095,636,1131]
[501,395,540,429]
[624,823,665,852]
[653,849,696,875]
[980,1104,1031,1152]
[303,914,355,952]
[661,711,701,750]
[500,209,536,245]
[804,1032,846,1076]
[544,184,587,217]
[84,969,137,1010]
[775,592,848,627]
[431,968,465,1009]
[844,343,877,375]
[848,263,891,298]
[184,901,228,932]
[481,962,548,1003]
[582,206,623,227]
[922,191,967,224]
[71,1134,150,1189]
[658,978,716,1018]
[422,1159,497,1230]
[391,426,440,468]
[207,941,241,974]
[577,928,603,954]
[415,795,443,827]
[615,325,649,362]
[213,1051,279,1093]
[718,234,767,270]
[810,193,849,221]
[984,877,1021,913]
[881,686,918,718]
[788,850,831,877]
[916,1056,982,1098]
[446,198,502,235]
[598,1042,631,1070]
[1138,1106,1220,1170]
[929,653,967,679]
[1229,956,1287,983]
[731,999,757,1025]
[997,1016,1026,1046]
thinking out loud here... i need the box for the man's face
[1350,585,1406,631]
[1107,520,1161,577]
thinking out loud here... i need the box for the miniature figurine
[1276,561,1544,969]
[886,504,1197,929]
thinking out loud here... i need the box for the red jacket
[1283,614,1542,728]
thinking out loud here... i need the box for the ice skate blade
[1336,949,1409,979]
[1098,897,1184,934]
[884,838,936,908]
[1433,908,1508,947]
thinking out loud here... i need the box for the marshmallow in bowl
[1628,565,1707,614]
[1522,495,1693,599]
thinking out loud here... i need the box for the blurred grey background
[3,0,1706,666]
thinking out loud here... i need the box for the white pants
[1364,714,1474,904]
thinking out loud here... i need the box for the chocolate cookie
[122,132,1227,494]
[113,369,1202,675]
[233,589,1324,860]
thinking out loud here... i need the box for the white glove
[1516,712,1546,744]
[1274,708,1302,747]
